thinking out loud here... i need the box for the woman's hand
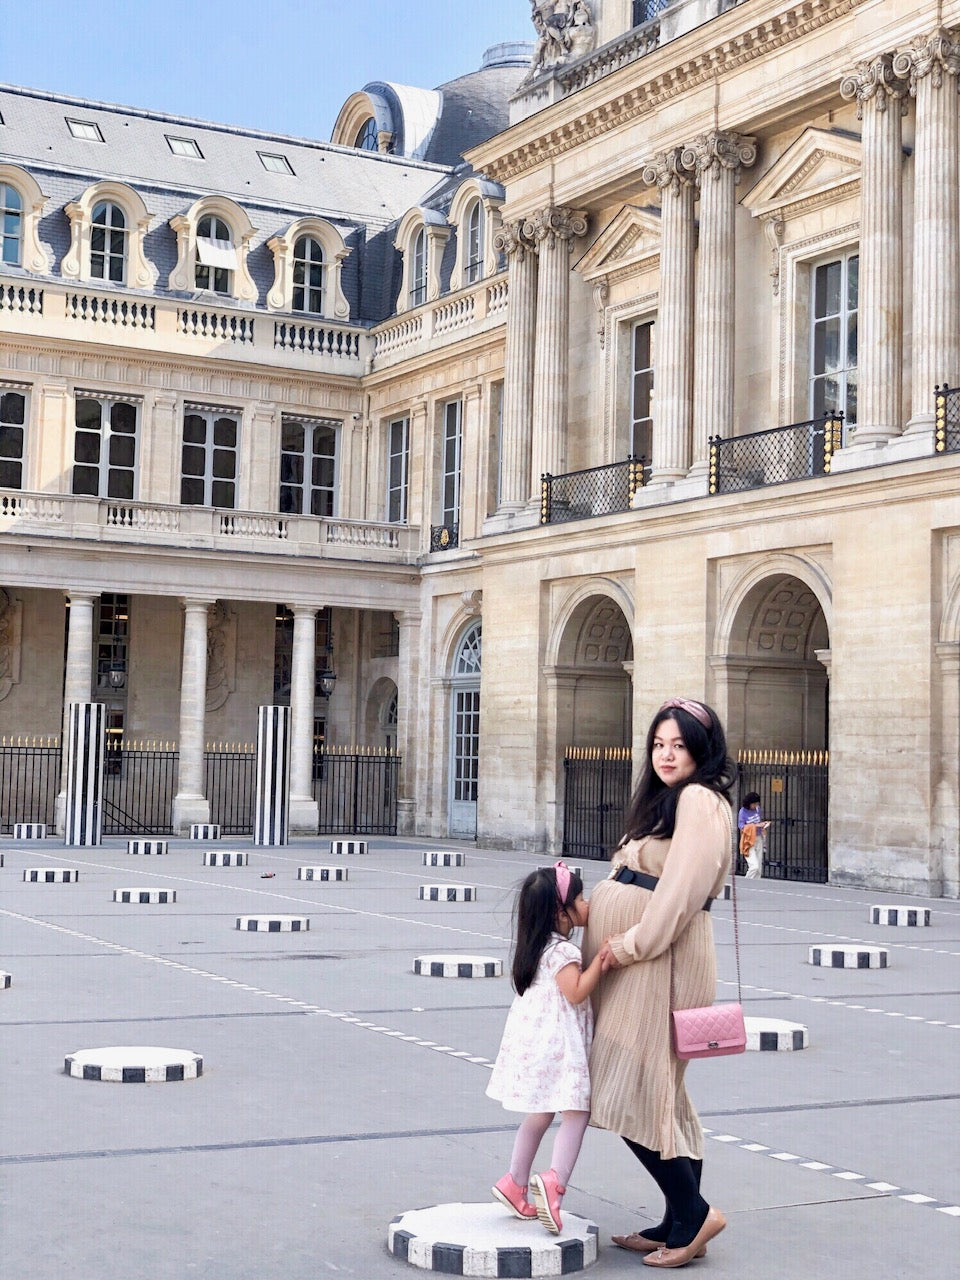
[599,941,622,971]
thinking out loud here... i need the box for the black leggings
[622,1137,708,1249]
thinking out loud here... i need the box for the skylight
[258,152,295,175]
[66,118,104,142]
[166,135,203,159]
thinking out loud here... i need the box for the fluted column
[642,150,697,480]
[893,30,960,432]
[172,598,212,832]
[493,220,538,511]
[528,206,588,497]
[288,604,320,834]
[55,593,97,833]
[394,609,422,836]
[840,55,909,444]
[683,131,757,472]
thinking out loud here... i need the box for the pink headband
[554,860,571,906]
[659,698,711,729]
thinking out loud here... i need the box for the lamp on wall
[318,669,337,698]
[107,666,127,690]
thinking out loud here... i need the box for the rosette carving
[840,53,909,117]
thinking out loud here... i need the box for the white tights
[507,1110,591,1188]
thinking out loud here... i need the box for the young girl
[486,861,606,1234]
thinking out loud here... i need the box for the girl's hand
[599,941,622,971]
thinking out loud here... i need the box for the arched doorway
[449,620,481,837]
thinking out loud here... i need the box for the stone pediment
[742,128,861,221]
[574,204,662,281]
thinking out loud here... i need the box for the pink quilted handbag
[672,1002,746,1059]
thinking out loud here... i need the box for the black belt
[612,865,713,912]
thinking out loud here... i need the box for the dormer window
[195,214,235,294]
[354,118,379,152]
[91,201,127,283]
[293,236,324,313]
[409,227,427,307]
[1,183,22,265]
[464,200,483,285]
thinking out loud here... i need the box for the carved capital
[525,206,589,251]
[642,147,696,195]
[493,218,537,262]
[840,53,909,118]
[680,130,758,183]
[891,28,960,94]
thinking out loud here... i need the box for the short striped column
[332,839,367,856]
[809,944,888,968]
[1,971,11,990]
[64,1046,202,1082]
[24,868,78,883]
[114,888,176,904]
[870,905,931,926]
[424,851,466,867]
[203,850,248,867]
[189,824,220,841]
[388,1204,598,1275]
[254,705,290,846]
[13,822,47,840]
[298,866,348,881]
[64,702,105,846]
[419,884,476,902]
[127,840,168,855]
[236,915,309,932]
[744,1016,808,1051]
[413,955,502,978]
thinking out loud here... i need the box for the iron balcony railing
[430,522,459,551]
[708,415,843,495]
[541,456,647,526]
[934,385,960,455]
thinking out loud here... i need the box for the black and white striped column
[253,705,290,846]
[64,702,105,846]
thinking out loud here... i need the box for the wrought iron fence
[314,746,399,835]
[562,746,634,861]
[709,416,842,494]
[0,738,61,832]
[541,457,646,526]
[736,749,829,884]
[205,745,256,835]
[934,385,960,454]
[430,523,459,551]
[102,742,178,834]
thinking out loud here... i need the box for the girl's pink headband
[658,697,711,729]
[554,859,571,906]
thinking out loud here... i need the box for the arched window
[450,620,481,836]
[195,214,234,294]
[454,621,482,677]
[354,118,379,151]
[464,200,483,285]
[1,183,23,266]
[91,201,127,283]
[293,235,324,313]
[409,226,427,307]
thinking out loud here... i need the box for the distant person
[487,862,607,1233]
[738,792,770,879]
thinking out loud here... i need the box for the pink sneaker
[491,1173,537,1219]
[530,1169,565,1234]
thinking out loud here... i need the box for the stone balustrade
[371,272,508,368]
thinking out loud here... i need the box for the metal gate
[102,743,178,834]
[736,749,829,883]
[205,746,256,835]
[314,746,399,835]
[562,746,633,861]
[0,738,61,832]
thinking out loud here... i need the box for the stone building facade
[1,1,959,896]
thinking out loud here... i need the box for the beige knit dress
[582,784,732,1160]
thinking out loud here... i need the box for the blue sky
[0,0,534,140]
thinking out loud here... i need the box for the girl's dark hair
[742,792,761,808]
[620,701,734,845]
[511,865,584,995]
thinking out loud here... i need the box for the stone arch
[364,676,398,749]
[547,579,634,750]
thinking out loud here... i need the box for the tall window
[1,182,22,265]
[387,415,410,523]
[95,593,129,693]
[181,408,239,508]
[71,396,139,499]
[292,236,324,313]
[441,399,462,527]
[464,200,483,284]
[810,252,858,432]
[195,214,233,294]
[279,418,339,516]
[91,201,127,283]
[0,388,26,489]
[409,227,427,307]
[631,320,655,461]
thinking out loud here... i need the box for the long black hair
[621,701,734,845]
[511,865,584,995]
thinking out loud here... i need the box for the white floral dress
[486,934,593,1112]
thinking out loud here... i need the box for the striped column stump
[114,888,176,904]
[190,824,220,841]
[331,839,367,856]
[127,840,168,855]
[870,905,931,927]
[203,851,249,867]
[236,915,309,932]
[388,1204,598,1276]
[64,1046,202,1082]
[419,885,476,902]
[744,1016,809,1051]
[809,944,888,969]
[720,883,732,901]
[423,851,466,868]
[13,823,47,840]
[413,955,502,978]
[298,866,348,881]
[1,972,11,990]
[23,868,78,883]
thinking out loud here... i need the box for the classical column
[394,609,422,836]
[840,54,909,444]
[528,206,588,497]
[55,592,96,834]
[682,131,757,473]
[492,219,538,512]
[893,30,960,432]
[642,150,697,480]
[172,598,212,833]
[288,604,320,834]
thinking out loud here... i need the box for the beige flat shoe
[641,1208,726,1268]
[613,1233,705,1258]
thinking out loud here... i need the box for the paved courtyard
[1,836,957,1279]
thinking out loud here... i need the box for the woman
[583,697,734,1269]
